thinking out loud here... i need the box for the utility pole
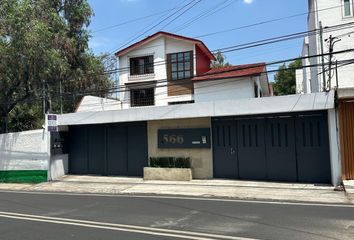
[59,79,63,114]
[42,79,46,117]
[325,35,341,91]
[319,21,327,92]
[42,79,51,119]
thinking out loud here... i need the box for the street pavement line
[0,189,353,208]
[0,211,259,240]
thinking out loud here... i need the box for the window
[168,51,193,80]
[254,82,259,98]
[130,55,154,75]
[343,0,353,17]
[130,88,155,107]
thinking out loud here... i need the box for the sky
[87,0,308,81]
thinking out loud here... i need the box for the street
[0,191,353,240]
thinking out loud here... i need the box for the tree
[211,51,230,68]
[0,0,112,133]
[273,59,302,96]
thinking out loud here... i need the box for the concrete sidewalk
[1,175,353,204]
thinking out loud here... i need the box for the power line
[193,3,345,38]
[52,48,354,97]
[52,57,354,109]
[93,22,354,75]
[107,0,199,55]
[81,21,352,82]
[91,8,177,33]
[172,0,235,33]
[98,2,346,60]
[159,0,202,30]
[5,55,353,109]
[45,22,354,91]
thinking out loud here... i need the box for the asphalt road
[0,191,353,240]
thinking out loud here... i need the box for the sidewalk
[1,175,353,204]
[343,180,354,199]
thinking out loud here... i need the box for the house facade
[115,31,269,108]
[296,0,354,180]
[45,31,340,186]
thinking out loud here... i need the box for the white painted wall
[76,96,122,112]
[118,36,197,108]
[297,37,312,93]
[58,91,334,126]
[0,129,49,171]
[119,37,166,109]
[194,77,255,102]
[327,109,342,186]
[296,69,304,94]
[49,154,68,180]
[300,0,354,93]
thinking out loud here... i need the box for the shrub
[149,157,191,168]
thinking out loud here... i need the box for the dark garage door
[68,122,148,176]
[212,112,331,183]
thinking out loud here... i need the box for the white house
[297,0,354,93]
[114,31,270,108]
[194,63,269,102]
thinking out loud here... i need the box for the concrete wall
[0,129,49,171]
[327,109,342,186]
[49,154,68,180]
[194,77,255,102]
[147,118,213,179]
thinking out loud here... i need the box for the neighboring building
[115,31,269,108]
[297,0,354,92]
[297,0,354,180]
[193,63,269,102]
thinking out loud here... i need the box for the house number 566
[163,134,184,144]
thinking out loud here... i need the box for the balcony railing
[128,73,155,82]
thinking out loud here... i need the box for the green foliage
[149,157,191,168]
[211,51,230,68]
[273,59,302,96]
[0,0,112,133]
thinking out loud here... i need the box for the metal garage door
[68,122,148,176]
[212,111,331,183]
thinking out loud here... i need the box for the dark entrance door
[212,120,238,178]
[106,123,128,176]
[237,118,267,180]
[68,122,148,176]
[295,114,331,183]
[212,111,331,183]
[265,117,297,182]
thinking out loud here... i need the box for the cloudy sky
[87,0,307,80]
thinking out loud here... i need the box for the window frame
[129,55,154,76]
[342,0,354,18]
[130,87,155,107]
[168,51,193,81]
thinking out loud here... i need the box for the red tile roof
[192,63,266,82]
[115,31,215,60]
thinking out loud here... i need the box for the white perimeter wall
[0,129,49,171]
[194,78,255,102]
